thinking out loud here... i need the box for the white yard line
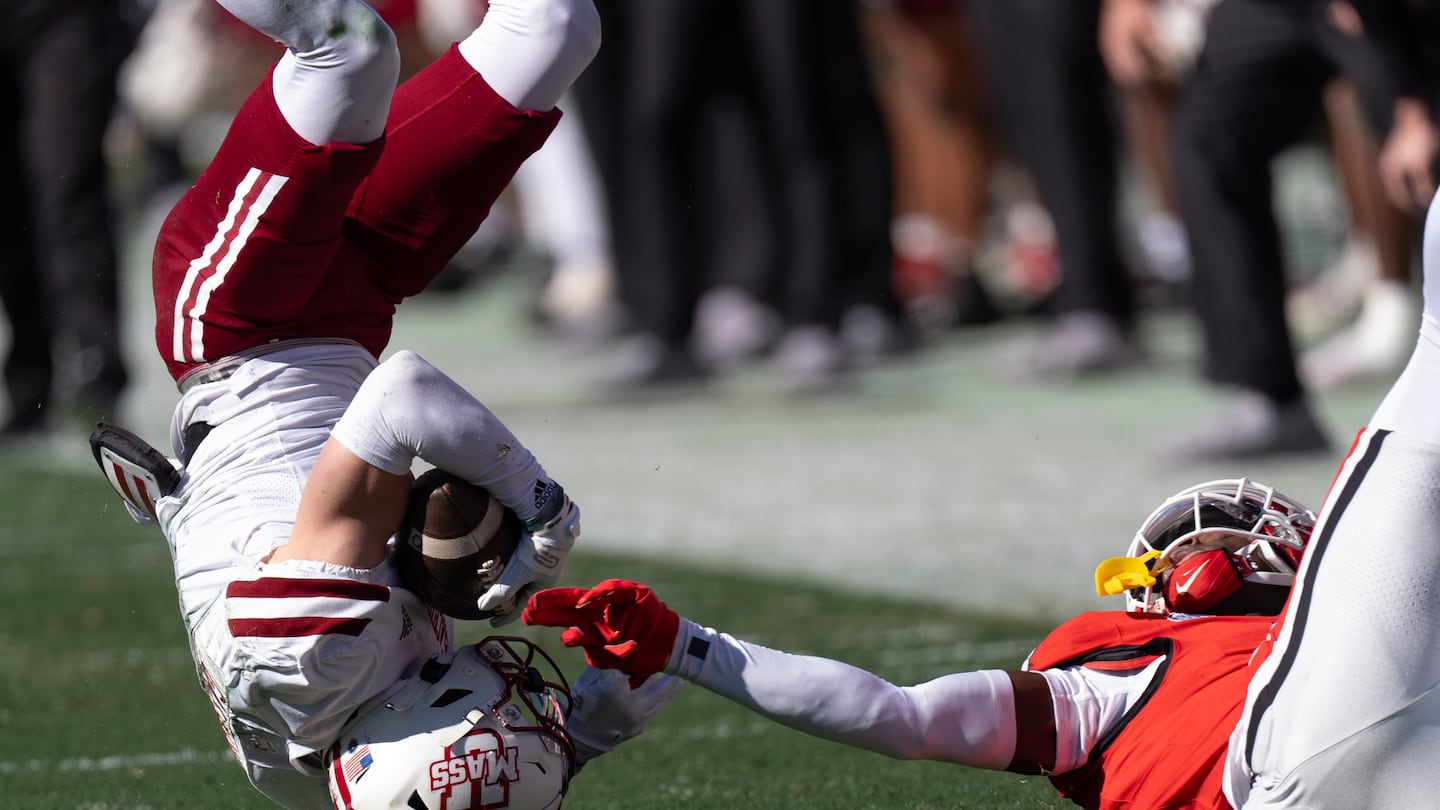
[0,748,233,774]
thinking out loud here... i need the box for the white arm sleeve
[665,621,1018,769]
[329,350,559,525]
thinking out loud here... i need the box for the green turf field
[1,467,1071,809]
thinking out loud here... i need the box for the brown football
[396,468,523,620]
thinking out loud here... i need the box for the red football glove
[522,579,680,688]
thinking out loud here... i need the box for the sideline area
[106,249,1385,620]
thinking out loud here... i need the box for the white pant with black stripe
[1225,190,1440,809]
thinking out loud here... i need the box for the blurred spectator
[1101,0,1202,289]
[569,0,712,387]
[517,106,620,339]
[1366,0,1440,218]
[813,1,915,370]
[413,0,620,338]
[967,0,1146,378]
[1297,0,1440,390]
[0,0,132,438]
[576,0,906,392]
[1138,0,1430,462]
[1296,77,1422,390]
[1099,0,1431,407]
[859,0,1004,332]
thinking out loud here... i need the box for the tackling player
[525,478,1318,809]
[91,0,608,807]
[532,186,1440,809]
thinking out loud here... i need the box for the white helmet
[327,637,576,810]
[1097,478,1316,616]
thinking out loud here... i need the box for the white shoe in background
[1157,390,1332,465]
[770,326,849,393]
[691,287,781,369]
[1301,279,1419,389]
[1287,233,1379,341]
[540,257,619,335]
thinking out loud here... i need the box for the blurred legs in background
[0,0,130,437]
[1295,78,1420,390]
[968,0,1145,379]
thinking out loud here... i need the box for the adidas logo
[533,480,559,511]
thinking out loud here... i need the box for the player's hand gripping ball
[396,469,523,620]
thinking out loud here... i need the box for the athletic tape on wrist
[668,619,712,681]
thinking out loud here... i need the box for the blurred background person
[1294,74,1424,391]
[575,0,908,392]
[1114,0,1435,462]
[517,108,620,340]
[0,0,133,439]
[1102,0,1424,399]
[569,0,720,388]
[858,0,1006,333]
[1100,0,1204,293]
[1294,0,1440,392]
[966,0,1147,379]
[414,0,621,340]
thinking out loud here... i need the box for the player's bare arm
[270,438,411,568]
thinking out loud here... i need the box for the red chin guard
[1163,548,1245,613]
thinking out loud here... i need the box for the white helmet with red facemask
[327,637,576,810]
[1096,478,1317,616]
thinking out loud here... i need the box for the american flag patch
[342,743,374,783]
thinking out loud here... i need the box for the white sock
[218,0,399,144]
[457,0,600,112]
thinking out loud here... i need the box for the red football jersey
[1026,612,1276,810]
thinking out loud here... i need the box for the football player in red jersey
[525,477,1317,810]
[92,1,615,807]
[533,188,1440,807]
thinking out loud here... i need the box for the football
[396,468,523,620]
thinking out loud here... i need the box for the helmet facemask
[475,636,578,771]
[1097,479,1316,616]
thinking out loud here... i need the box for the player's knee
[549,0,602,59]
[294,0,400,84]
[376,350,438,388]
[340,4,401,83]
[501,0,602,65]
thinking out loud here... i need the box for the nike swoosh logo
[1175,561,1210,594]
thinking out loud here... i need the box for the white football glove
[478,495,581,626]
[566,667,685,766]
